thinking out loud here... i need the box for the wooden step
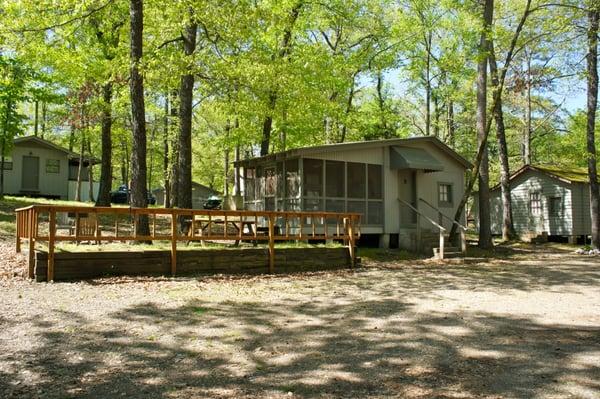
[432,247,462,259]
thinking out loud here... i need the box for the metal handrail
[418,198,467,231]
[397,198,446,232]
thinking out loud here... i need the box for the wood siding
[487,169,581,236]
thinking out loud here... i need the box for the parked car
[203,195,222,210]
[110,185,156,205]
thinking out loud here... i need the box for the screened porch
[242,158,383,227]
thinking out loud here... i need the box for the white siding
[4,144,70,198]
[572,183,591,235]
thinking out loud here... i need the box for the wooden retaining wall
[33,247,353,282]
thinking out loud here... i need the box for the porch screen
[347,162,366,198]
[303,159,323,197]
[326,160,345,197]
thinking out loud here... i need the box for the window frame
[529,192,542,216]
[46,159,60,174]
[437,182,453,207]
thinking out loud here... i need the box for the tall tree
[586,3,600,249]
[477,0,494,249]
[129,0,150,235]
[177,11,197,210]
[489,42,516,240]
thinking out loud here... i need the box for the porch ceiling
[389,146,444,172]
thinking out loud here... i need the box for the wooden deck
[15,205,361,282]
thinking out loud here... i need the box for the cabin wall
[487,170,574,236]
[3,145,69,198]
[571,183,591,236]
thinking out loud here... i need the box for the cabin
[152,181,220,208]
[2,136,99,201]
[235,136,471,251]
[482,165,592,243]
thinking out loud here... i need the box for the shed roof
[235,136,472,169]
[491,164,590,191]
[14,135,99,164]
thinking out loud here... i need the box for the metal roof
[14,135,100,164]
[491,164,590,191]
[234,136,472,169]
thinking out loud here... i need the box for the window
[325,160,345,197]
[303,159,323,197]
[347,162,366,198]
[46,159,60,173]
[438,183,453,206]
[549,196,561,216]
[2,156,12,170]
[530,192,541,215]
[368,164,382,199]
[68,163,89,181]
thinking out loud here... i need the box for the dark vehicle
[110,185,156,205]
[203,195,222,210]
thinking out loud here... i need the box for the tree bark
[75,134,84,202]
[128,0,149,236]
[177,15,197,210]
[523,51,532,165]
[33,100,38,136]
[477,0,494,249]
[169,90,179,208]
[95,82,113,206]
[489,42,516,241]
[87,138,94,202]
[163,96,170,207]
[587,5,600,249]
[260,92,277,156]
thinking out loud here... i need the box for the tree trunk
[128,0,150,236]
[41,102,47,139]
[177,16,197,210]
[0,137,5,199]
[234,143,241,196]
[424,31,432,136]
[169,90,179,208]
[477,0,494,249]
[446,99,455,147]
[260,92,277,156]
[75,134,84,202]
[523,51,532,165]
[489,43,516,241]
[96,82,113,206]
[450,0,532,240]
[69,124,75,152]
[163,96,170,207]
[87,138,94,202]
[34,100,39,136]
[587,6,600,249]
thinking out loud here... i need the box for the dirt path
[0,249,599,398]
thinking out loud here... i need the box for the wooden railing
[15,205,361,282]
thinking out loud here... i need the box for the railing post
[268,215,275,273]
[438,228,445,260]
[416,212,421,252]
[48,209,56,282]
[460,228,467,253]
[171,211,177,276]
[16,211,21,253]
[28,209,35,279]
[348,217,355,268]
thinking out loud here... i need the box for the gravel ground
[0,245,599,398]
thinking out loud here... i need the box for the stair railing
[418,197,467,253]
[397,198,447,259]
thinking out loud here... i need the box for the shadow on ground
[1,252,599,398]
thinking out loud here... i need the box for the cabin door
[398,170,417,226]
[21,156,40,191]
